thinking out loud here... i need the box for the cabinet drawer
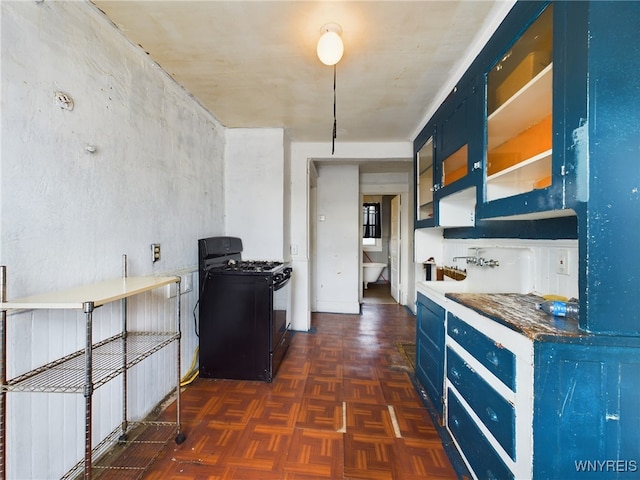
[447,347,515,460]
[448,389,513,480]
[447,313,515,390]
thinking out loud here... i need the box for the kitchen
[2,1,639,479]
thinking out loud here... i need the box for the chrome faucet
[483,258,500,267]
[453,256,478,265]
[453,254,499,268]
[476,257,500,267]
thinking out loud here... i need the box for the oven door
[270,271,291,379]
[272,273,291,345]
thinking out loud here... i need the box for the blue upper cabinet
[477,2,570,220]
[414,81,481,229]
[437,80,482,197]
[413,1,582,223]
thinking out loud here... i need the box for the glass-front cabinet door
[415,131,436,228]
[480,3,559,218]
[435,81,479,227]
[437,82,478,194]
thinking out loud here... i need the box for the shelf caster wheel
[118,434,128,444]
[175,432,186,444]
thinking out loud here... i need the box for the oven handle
[274,270,291,291]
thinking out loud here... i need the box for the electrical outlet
[556,249,569,275]
[181,273,193,294]
[151,243,161,263]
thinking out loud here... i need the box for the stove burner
[221,260,283,273]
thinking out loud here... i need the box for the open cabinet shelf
[488,64,553,150]
[486,149,552,201]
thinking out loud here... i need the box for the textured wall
[224,128,285,260]
[1,2,224,478]
[1,1,225,294]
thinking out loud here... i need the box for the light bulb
[317,27,344,66]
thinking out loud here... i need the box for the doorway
[361,194,401,305]
[308,159,414,315]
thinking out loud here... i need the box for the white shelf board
[486,150,552,202]
[1,275,179,310]
[487,149,552,182]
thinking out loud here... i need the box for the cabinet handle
[450,367,461,382]
[450,415,460,428]
[486,406,499,422]
[486,351,499,366]
[451,327,460,336]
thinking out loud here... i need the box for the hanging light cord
[332,64,337,155]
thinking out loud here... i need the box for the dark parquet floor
[100,303,457,480]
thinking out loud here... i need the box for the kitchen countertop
[445,292,583,340]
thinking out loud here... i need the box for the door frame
[359,186,411,306]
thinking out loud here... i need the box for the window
[363,203,381,238]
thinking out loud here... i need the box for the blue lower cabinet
[448,389,514,480]
[437,296,640,479]
[415,292,445,419]
[447,347,516,460]
[533,341,640,479]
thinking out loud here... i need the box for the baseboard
[314,300,360,314]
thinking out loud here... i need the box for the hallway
[97,304,458,479]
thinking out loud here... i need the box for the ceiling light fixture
[316,23,343,155]
[316,23,343,66]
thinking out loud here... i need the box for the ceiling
[91,1,513,150]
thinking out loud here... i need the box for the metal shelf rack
[0,264,186,479]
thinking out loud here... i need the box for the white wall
[224,128,285,260]
[1,2,224,478]
[440,238,579,299]
[314,164,360,314]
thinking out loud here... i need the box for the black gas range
[197,237,292,382]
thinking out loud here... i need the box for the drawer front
[447,347,515,459]
[448,389,514,480]
[447,313,515,390]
